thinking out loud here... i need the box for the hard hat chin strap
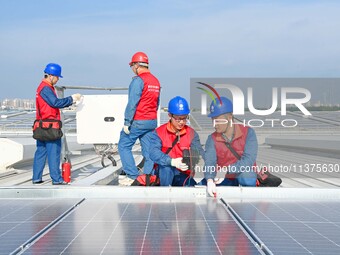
[134,63,149,75]
[138,62,148,67]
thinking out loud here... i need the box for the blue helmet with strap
[44,63,63,78]
[208,97,233,117]
[168,96,190,115]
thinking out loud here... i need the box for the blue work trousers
[158,166,197,187]
[201,171,257,186]
[118,121,156,179]
[32,139,63,183]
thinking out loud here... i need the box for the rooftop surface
[1,110,340,254]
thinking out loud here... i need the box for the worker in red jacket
[149,96,204,186]
[118,52,161,186]
[203,97,258,196]
[32,63,81,185]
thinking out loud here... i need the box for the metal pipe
[1,112,28,119]
[55,85,128,91]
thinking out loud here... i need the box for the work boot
[118,176,135,186]
[52,181,69,185]
[32,180,44,184]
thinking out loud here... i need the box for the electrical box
[76,95,128,144]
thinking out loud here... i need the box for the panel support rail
[221,198,273,255]
[10,198,86,255]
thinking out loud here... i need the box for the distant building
[1,98,35,110]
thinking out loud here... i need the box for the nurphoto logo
[195,79,313,128]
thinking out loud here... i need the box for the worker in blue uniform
[32,63,82,185]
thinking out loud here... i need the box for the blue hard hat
[208,97,233,117]
[44,63,63,78]
[168,96,190,115]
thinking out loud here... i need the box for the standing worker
[32,63,82,185]
[149,96,204,186]
[118,52,161,186]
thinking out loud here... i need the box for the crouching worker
[202,97,257,197]
[149,96,204,186]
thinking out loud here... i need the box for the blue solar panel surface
[22,199,261,255]
[225,200,340,255]
[2,197,340,255]
[0,199,81,255]
[0,199,261,255]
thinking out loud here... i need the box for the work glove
[207,179,217,197]
[123,125,130,135]
[72,93,82,102]
[171,158,189,171]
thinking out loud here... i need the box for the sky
[1,0,340,106]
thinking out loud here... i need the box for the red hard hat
[129,52,149,66]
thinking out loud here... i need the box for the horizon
[1,0,340,105]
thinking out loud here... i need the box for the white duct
[0,138,35,170]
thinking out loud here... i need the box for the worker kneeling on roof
[149,96,204,186]
[202,97,258,197]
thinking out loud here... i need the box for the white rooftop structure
[1,105,340,254]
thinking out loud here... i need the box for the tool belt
[32,119,63,141]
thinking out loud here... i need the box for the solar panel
[224,200,340,255]
[0,199,82,255]
[2,188,340,254]
[21,199,262,254]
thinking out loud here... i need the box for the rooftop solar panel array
[2,196,340,255]
[2,110,340,134]
[0,199,82,255]
[0,111,77,134]
[190,111,340,131]
[256,146,340,187]
[224,200,340,255]
[1,198,262,255]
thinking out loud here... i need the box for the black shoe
[32,180,44,184]
[52,181,69,185]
